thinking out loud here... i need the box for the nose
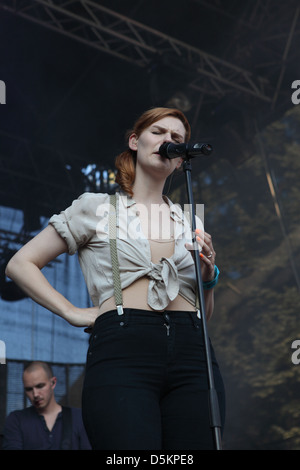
[163,132,173,143]
[159,138,172,152]
[158,136,172,154]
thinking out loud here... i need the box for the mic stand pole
[182,157,222,450]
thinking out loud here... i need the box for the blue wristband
[203,265,220,290]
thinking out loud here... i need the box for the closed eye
[150,126,184,143]
[151,130,182,143]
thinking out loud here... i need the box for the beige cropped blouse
[48,191,204,311]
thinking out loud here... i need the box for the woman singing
[6,107,225,450]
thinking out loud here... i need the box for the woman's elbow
[5,254,22,280]
[5,258,14,279]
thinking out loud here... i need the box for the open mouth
[153,151,166,158]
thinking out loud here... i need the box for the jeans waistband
[94,308,201,329]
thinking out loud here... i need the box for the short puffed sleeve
[48,192,109,254]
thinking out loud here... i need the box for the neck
[132,185,166,206]
[37,398,61,416]
[132,174,167,206]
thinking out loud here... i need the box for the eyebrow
[24,382,46,391]
[151,125,185,141]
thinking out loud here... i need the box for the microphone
[159,142,212,159]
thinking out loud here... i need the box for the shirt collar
[118,190,136,208]
[163,195,185,223]
[118,190,184,223]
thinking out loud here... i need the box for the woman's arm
[203,288,214,322]
[5,225,99,328]
[199,230,216,321]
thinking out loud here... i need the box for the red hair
[115,107,191,197]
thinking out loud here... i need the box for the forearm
[204,288,214,321]
[5,225,99,329]
[5,257,74,322]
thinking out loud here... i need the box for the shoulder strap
[60,406,72,450]
[109,194,124,315]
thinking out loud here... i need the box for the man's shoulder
[7,406,36,419]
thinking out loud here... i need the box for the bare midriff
[98,238,196,316]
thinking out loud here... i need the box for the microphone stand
[182,156,222,451]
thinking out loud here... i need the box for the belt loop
[189,312,200,329]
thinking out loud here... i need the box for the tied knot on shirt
[147,257,179,310]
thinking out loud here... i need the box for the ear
[128,133,138,151]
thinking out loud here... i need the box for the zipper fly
[163,313,170,336]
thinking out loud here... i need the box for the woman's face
[129,116,186,178]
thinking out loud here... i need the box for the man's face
[23,367,56,412]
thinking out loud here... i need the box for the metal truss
[0,0,275,103]
[1,0,300,242]
[191,0,300,107]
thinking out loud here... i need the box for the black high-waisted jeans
[82,308,225,450]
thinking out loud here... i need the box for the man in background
[2,361,91,450]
